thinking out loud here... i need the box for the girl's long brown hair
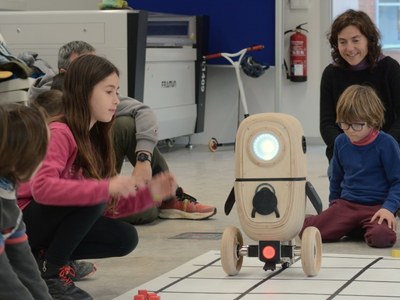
[59,54,119,180]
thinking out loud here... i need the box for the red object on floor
[134,290,160,300]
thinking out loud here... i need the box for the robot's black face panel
[251,185,280,218]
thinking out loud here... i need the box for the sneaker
[35,250,96,282]
[159,187,217,220]
[42,264,93,300]
[69,260,96,281]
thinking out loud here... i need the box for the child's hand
[149,172,177,203]
[109,175,137,198]
[370,208,397,231]
[131,161,152,188]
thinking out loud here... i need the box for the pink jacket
[17,122,154,218]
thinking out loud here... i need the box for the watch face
[137,153,151,162]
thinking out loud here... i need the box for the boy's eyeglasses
[337,122,366,132]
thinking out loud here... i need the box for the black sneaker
[35,250,96,282]
[69,260,96,281]
[42,263,93,300]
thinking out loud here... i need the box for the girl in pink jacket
[18,54,177,300]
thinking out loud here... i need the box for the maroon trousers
[300,199,396,248]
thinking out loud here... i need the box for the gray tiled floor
[75,143,400,300]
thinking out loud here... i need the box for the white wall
[27,0,98,10]
[0,0,99,11]
[280,0,332,144]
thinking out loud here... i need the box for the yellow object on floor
[0,70,12,79]
[391,248,400,258]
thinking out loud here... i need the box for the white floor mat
[114,250,400,300]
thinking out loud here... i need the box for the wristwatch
[136,152,151,163]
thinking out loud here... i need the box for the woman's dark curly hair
[328,9,382,69]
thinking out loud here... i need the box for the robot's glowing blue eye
[252,133,280,161]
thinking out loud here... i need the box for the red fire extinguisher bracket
[284,23,308,82]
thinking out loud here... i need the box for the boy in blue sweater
[301,84,399,248]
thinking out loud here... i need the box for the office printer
[144,12,207,143]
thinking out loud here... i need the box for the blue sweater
[330,131,400,213]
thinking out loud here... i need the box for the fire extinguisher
[284,23,308,82]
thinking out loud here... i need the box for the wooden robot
[221,112,322,277]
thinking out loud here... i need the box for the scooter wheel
[301,226,322,276]
[220,226,243,276]
[166,139,174,148]
[208,137,218,152]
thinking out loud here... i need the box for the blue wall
[128,0,275,65]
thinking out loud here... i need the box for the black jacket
[320,56,400,161]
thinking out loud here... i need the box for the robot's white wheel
[208,138,218,152]
[301,226,322,277]
[220,226,243,276]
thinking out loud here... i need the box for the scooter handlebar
[203,53,222,60]
[203,44,264,60]
[246,45,264,52]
